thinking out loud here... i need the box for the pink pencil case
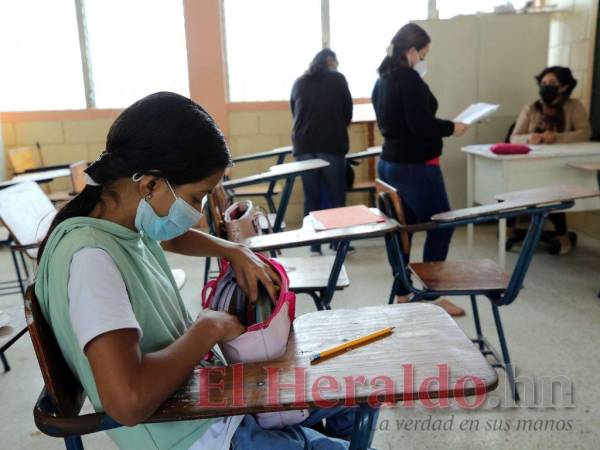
[490,143,531,155]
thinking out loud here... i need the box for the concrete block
[87,143,106,162]
[230,135,281,156]
[570,40,590,71]
[258,110,292,135]
[41,144,88,166]
[2,122,16,147]
[15,120,64,145]
[229,112,259,136]
[63,119,112,144]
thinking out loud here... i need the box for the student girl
[291,48,353,256]
[372,23,468,317]
[510,66,591,254]
[35,92,373,449]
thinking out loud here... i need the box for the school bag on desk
[201,253,309,428]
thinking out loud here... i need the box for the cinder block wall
[2,118,113,192]
[1,110,379,227]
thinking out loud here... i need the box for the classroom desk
[463,142,600,266]
[0,167,72,189]
[345,146,382,162]
[231,146,293,164]
[243,208,398,309]
[223,159,329,232]
[0,304,28,372]
[35,304,497,449]
[153,304,498,448]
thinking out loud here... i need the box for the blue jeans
[231,406,378,450]
[378,159,454,295]
[295,153,347,252]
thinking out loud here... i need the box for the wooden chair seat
[231,183,282,197]
[409,259,509,292]
[273,256,349,291]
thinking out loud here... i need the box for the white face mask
[413,59,427,78]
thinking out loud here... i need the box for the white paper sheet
[454,103,500,124]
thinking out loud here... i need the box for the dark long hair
[535,66,577,98]
[305,48,337,79]
[378,23,431,77]
[37,91,231,262]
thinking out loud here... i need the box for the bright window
[223,0,322,102]
[84,0,189,108]
[0,0,86,111]
[436,0,529,19]
[329,0,428,98]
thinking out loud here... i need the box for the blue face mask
[134,178,203,241]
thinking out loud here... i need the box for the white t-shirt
[68,248,243,450]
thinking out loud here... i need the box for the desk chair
[7,146,70,175]
[227,147,291,213]
[0,181,56,298]
[205,187,350,310]
[376,180,583,402]
[26,284,497,450]
[502,123,577,254]
[48,161,89,204]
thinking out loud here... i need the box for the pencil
[310,326,395,364]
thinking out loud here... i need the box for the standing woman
[291,48,353,256]
[372,23,468,316]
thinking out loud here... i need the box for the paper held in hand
[454,103,500,125]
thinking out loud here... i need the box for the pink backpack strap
[201,279,218,309]
[201,258,231,309]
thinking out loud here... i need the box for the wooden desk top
[0,304,28,352]
[224,159,329,189]
[232,146,293,163]
[149,304,497,421]
[493,185,600,203]
[351,103,376,124]
[346,147,382,161]
[462,142,600,160]
[243,208,398,251]
[433,185,600,222]
[569,162,600,172]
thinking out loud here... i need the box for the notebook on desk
[310,205,384,230]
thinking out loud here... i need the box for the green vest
[35,217,213,449]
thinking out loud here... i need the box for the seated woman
[510,66,591,254]
[35,92,371,450]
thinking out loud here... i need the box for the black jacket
[290,71,353,156]
[372,66,454,164]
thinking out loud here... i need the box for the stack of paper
[310,205,384,230]
[454,103,500,125]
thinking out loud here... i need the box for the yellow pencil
[310,326,395,364]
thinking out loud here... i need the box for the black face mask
[539,85,560,104]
